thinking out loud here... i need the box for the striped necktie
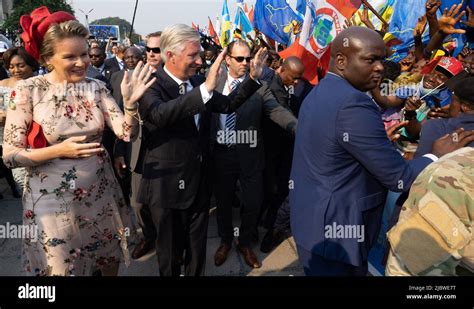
[224,79,241,147]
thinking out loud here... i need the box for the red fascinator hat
[20,6,76,60]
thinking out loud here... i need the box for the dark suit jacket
[264,74,295,153]
[87,66,110,89]
[110,70,125,109]
[137,64,261,209]
[289,73,433,267]
[415,113,474,158]
[0,67,8,80]
[104,57,122,81]
[210,73,298,176]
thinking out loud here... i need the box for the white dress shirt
[163,65,213,130]
[218,74,245,131]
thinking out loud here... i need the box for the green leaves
[2,0,74,33]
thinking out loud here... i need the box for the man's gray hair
[160,24,200,63]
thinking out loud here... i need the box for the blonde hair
[40,20,89,65]
[160,24,200,63]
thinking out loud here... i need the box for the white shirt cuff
[423,154,439,162]
[199,84,213,104]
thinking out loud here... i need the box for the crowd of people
[0,0,473,277]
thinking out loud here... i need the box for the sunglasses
[229,55,252,63]
[89,54,101,58]
[146,46,161,53]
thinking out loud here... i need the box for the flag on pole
[387,0,431,62]
[279,0,362,85]
[208,16,220,46]
[296,0,306,18]
[352,0,396,29]
[248,5,255,24]
[215,16,221,37]
[253,0,303,45]
[220,0,232,46]
[234,6,254,40]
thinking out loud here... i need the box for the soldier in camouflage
[386,147,474,276]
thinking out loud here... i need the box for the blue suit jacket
[289,73,432,266]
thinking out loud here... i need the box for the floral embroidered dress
[2,75,134,276]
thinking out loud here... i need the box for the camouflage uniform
[386,147,474,276]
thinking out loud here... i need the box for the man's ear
[225,55,231,67]
[166,51,174,63]
[334,52,347,72]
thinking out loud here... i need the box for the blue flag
[387,0,430,62]
[438,0,473,54]
[234,6,254,36]
[253,0,303,45]
[296,0,306,18]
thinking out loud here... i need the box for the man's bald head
[331,27,384,60]
[329,27,385,92]
[280,56,305,87]
[282,56,304,72]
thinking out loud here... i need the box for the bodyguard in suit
[104,44,125,81]
[290,27,474,276]
[210,40,298,268]
[261,57,310,253]
[138,24,268,276]
[112,47,159,260]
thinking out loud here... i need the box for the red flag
[208,16,220,46]
[248,5,254,24]
[279,0,361,85]
[192,22,198,31]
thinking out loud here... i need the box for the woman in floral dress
[0,47,39,198]
[2,7,155,276]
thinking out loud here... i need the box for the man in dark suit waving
[290,27,474,276]
[138,24,268,276]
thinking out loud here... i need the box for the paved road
[0,182,303,276]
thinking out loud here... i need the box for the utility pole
[79,8,94,29]
[129,0,139,44]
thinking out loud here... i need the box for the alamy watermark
[0,222,38,242]
[325,222,365,243]
[216,129,257,148]
[18,283,55,303]
[49,80,101,97]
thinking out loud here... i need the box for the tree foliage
[2,0,74,33]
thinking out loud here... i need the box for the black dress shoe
[260,229,287,254]
[131,239,155,259]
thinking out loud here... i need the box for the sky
[70,0,298,37]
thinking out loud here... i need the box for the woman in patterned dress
[0,47,39,198]
[2,7,155,276]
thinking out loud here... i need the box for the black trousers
[131,172,156,242]
[212,145,263,247]
[0,145,16,189]
[148,165,210,277]
[150,203,209,277]
[262,139,293,229]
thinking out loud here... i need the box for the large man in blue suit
[290,27,474,276]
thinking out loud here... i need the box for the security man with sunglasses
[210,40,298,269]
